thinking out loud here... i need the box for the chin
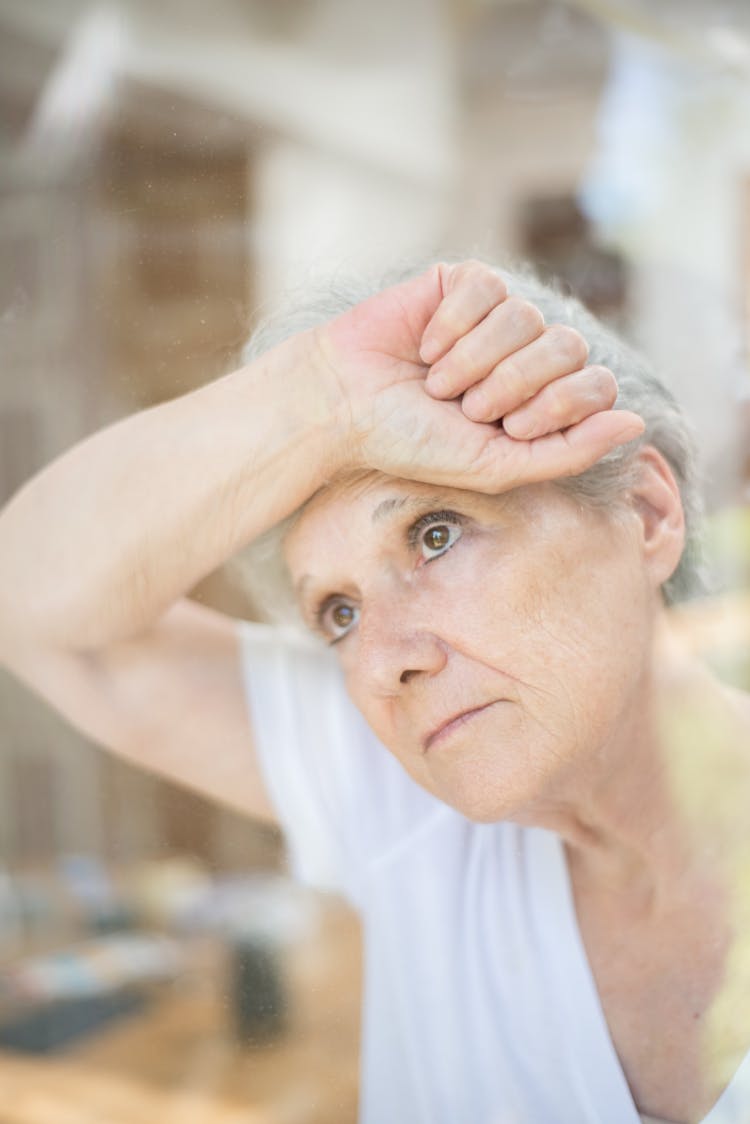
[431,765,528,825]
[424,733,578,825]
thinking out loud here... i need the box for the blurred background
[0,1,748,1121]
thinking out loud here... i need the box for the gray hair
[235,261,703,617]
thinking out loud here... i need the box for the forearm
[0,330,345,657]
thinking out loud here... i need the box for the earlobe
[629,446,686,591]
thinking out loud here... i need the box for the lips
[422,701,499,752]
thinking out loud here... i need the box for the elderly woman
[0,261,748,1124]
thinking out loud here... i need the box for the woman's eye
[319,599,359,642]
[419,521,462,561]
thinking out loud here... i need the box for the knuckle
[438,303,468,338]
[590,365,618,404]
[504,297,544,336]
[452,260,507,302]
[448,258,486,285]
[439,261,472,297]
[542,384,568,423]
[444,261,472,289]
[475,266,507,303]
[451,330,482,370]
[547,324,589,367]
[497,351,528,397]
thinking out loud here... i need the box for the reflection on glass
[0,2,748,1123]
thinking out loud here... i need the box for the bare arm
[0,329,345,825]
[0,329,343,656]
[8,600,279,823]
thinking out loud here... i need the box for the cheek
[441,529,651,721]
[513,564,651,752]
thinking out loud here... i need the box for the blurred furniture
[0,932,181,1054]
[0,895,361,1124]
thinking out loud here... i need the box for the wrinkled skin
[285,473,657,824]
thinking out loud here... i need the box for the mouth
[422,701,501,753]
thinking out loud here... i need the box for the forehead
[282,471,535,579]
[286,473,486,546]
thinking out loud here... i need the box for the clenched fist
[315,260,644,493]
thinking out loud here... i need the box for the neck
[513,613,750,903]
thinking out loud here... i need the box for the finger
[501,365,617,439]
[425,297,545,399]
[474,410,645,493]
[419,262,507,366]
[459,324,589,422]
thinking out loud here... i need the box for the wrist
[299,324,359,475]
[234,326,356,486]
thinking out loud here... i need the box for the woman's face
[284,475,658,823]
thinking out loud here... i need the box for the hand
[317,260,644,492]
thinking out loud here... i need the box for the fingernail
[615,429,642,445]
[425,368,449,396]
[462,388,488,419]
[615,418,646,443]
[505,416,534,439]
[420,335,441,365]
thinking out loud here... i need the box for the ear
[628,445,686,592]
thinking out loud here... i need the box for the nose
[354,588,448,695]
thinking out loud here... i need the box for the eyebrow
[370,494,448,525]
